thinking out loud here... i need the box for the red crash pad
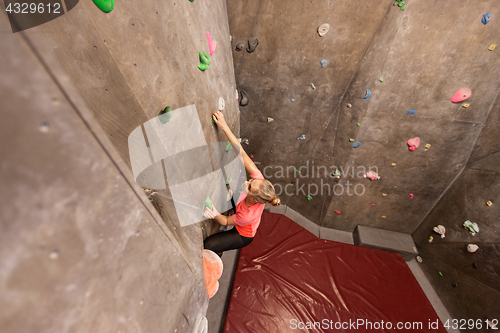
[223,212,446,332]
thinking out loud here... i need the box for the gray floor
[206,205,457,333]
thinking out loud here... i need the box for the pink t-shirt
[233,171,265,238]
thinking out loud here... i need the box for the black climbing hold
[472,261,479,269]
[246,39,258,53]
[239,90,249,106]
[452,282,458,288]
[235,43,244,51]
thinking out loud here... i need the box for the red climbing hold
[409,193,414,199]
[407,137,420,151]
[207,31,217,56]
[365,170,380,180]
[335,210,341,214]
[451,88,471,103]
[371,204,376,206]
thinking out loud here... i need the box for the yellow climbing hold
[488,44,497,51]
[462,103,469,108]
[425,144,431,149]
[428,236,434,243]
[381,215,387,219]
[486,201,493,206]
[382,193,387,197]
[391,163,396,167]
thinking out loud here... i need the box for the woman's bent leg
[204,228,253,253]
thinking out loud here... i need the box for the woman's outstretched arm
[212,111,259,175]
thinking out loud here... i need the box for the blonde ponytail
[270,196,281,207]
[252,179,281,206]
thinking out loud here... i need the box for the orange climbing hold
[203,249,223,299]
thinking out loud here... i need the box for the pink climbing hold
[236,89,239,100]
[371,204,376,206]
[410,193,414,199]
[250,154,254,158]
[232,180,235,185]
[407,137,420,151]
[365,170,380,180]
[451,88,471,103]
[241,176,246,179]
[335,210,341,214]
[207,31,217,56]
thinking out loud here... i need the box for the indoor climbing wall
[227,0,500,327]
[0,0,238,331]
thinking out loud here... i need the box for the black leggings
[204,227,254,254]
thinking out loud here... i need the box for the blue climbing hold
[321,59,327,68]
[408,110,416,114]
[482,12,491,25]
[291,98,295,102]
[363,89,371,99]
[353,142,361,148]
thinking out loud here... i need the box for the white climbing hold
[267,117,274,122]
[318,23,330,37]
[297,134,306,140]
[347,103,352,108]
[227,189,233,201]
[433,225,446,238]
[416,256,423,263]
[467,244,479,253]
[463,220,479,236]
[219,97,225,111]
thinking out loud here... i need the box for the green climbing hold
[225,141,232,152]
[92,0,114,12]
[189,0,194,2]
[225,177,232,185]
[198,63,209,71]
[311,83,316,90]
[393,0,405,10]
[349,138,354,142]
[203,51,211,63]
[438,271,443,277]
[199,52,210,65]
[307,195,313,201]
[204,197,212,209]
[293,167,301,174]
[158,106,173,123]
[380,77,384,82]
[357,123,361,127]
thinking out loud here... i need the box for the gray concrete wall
[227,0,500,326]
[0,0,238,331]
[412,93,500,326]
[227,0,500,233]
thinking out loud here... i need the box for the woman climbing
[203,111,281,255]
